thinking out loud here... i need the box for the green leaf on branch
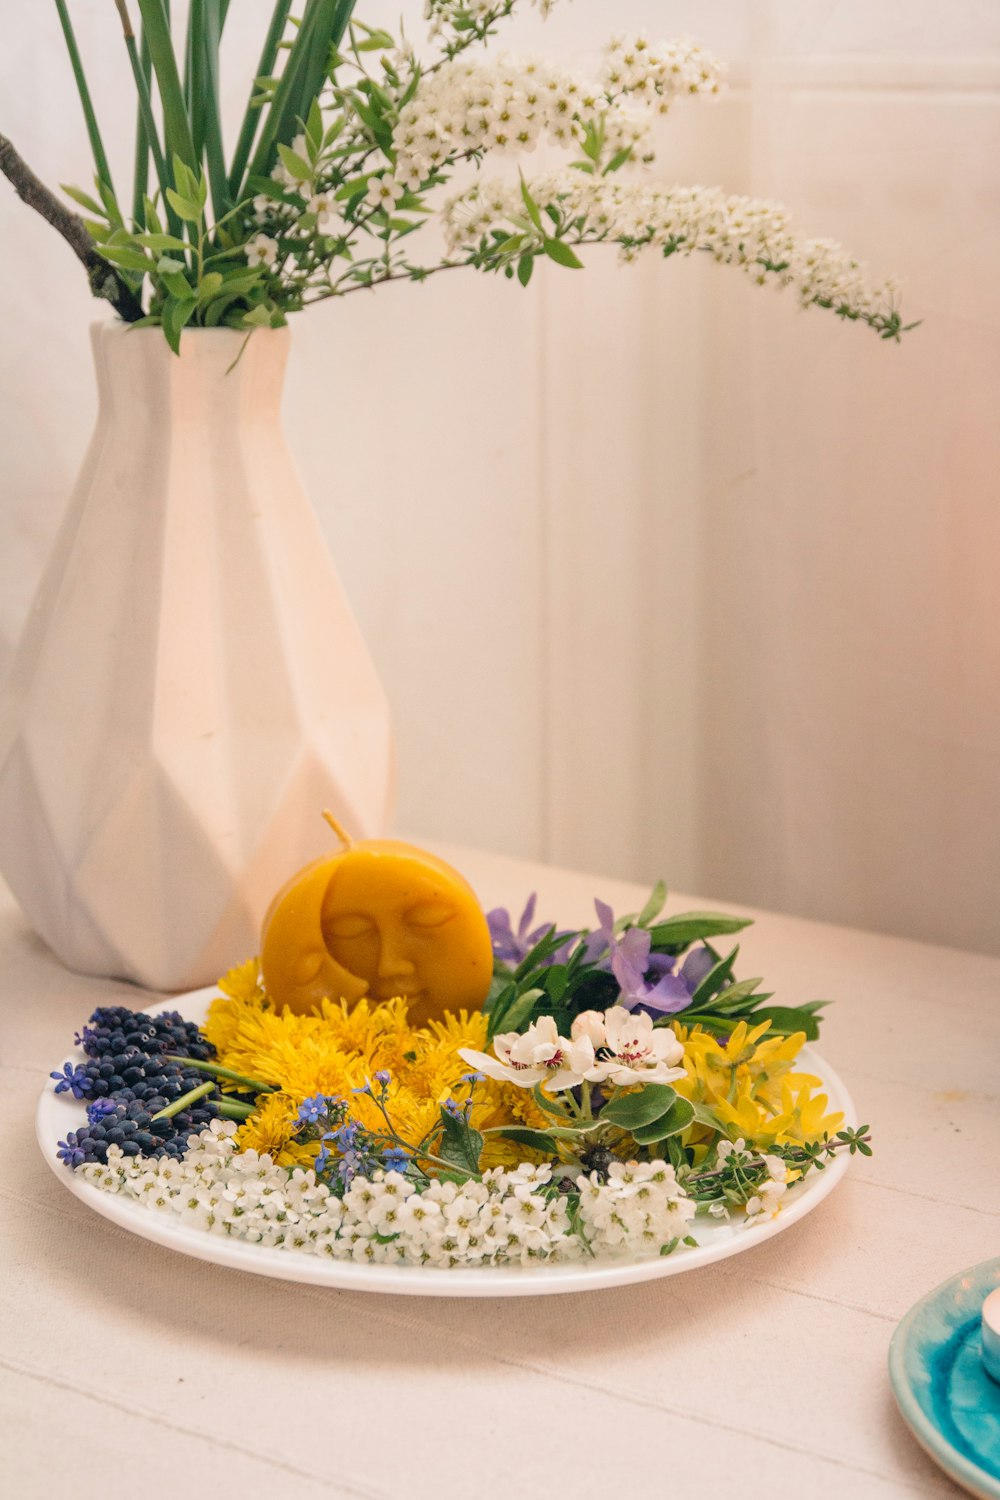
[517,252,534,287]
[166,189,202,224]
[710,978,764,1014]
[61,183,106,218]
[161,295,198,354]
[519,175,544,232]
[98,243,153,273]
[490,1127,558,1155]
[636,881,669,928]
[690,945,739,1007]
[437,1106,483,1175]
[135,233,190,253]
[601,1084,679,1130]
[603,146,634,176]
[629,1098,695,1145]
[543,238,584,270]
[648,913,754,951]
[531,1084,572,1119]
[277,143,313,182]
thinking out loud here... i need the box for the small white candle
[982,1286,1000,1384]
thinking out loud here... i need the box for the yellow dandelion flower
[218,956,264,1004]
[236,1091,315,1168]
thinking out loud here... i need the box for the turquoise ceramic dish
[889,1258,1000,1499]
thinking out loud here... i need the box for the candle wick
[322,809,354,849]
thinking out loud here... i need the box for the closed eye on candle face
[405,901,455,930]
[326,912,378,939]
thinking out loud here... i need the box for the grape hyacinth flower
[50,1062,93,1099]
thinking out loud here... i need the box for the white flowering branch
[443,175,908,337]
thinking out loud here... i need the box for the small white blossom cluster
[602,34,724,111]
[392,55,652,188]
[425,0,561,41]
[78,1120,703,1269]
[578,1159,696,1250]
[717,1137,790,1222]
[459,1005,685,1091]
[444,174,901,323]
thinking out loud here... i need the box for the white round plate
[37,989,857,1298]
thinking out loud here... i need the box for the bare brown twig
[0,131,144,322]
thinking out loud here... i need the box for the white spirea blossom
[246,233,279,268]
[444,174,901,323]
[392,54,653,182]
[425,0,563,41]
[78,1121,709,1268]
[601,34,724,111]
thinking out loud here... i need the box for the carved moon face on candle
[259,836,494,1026]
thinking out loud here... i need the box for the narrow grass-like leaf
[116,1,180,238]
[55,0,117,205]
[131,23,153,228]
[227,0,294,200]
[199,0,229,220]
[246,0,357,189]
[136,0,197,175]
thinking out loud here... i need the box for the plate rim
[36,988,857,1299]
[888,1256,1000,1500]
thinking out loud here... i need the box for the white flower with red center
[459,1016,595,1092]
[586,1005,686,1087]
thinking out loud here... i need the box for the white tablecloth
[2,846,997,1499]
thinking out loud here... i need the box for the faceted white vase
[0,322,394,990]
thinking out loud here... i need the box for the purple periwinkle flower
[373,1070,391,1088]
[681,944,716,993]
[486,893,553,964]
[382,1147,411,1175]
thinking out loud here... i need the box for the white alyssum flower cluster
[78,1120,704,1269]
[577,1159,696,1250]
[459,1005,686,1092]
[444,174,901,322]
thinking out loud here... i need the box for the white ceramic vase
[0,322,394,991]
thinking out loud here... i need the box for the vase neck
[90,322,290,428]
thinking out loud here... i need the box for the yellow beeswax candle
[259,813,494,1026]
